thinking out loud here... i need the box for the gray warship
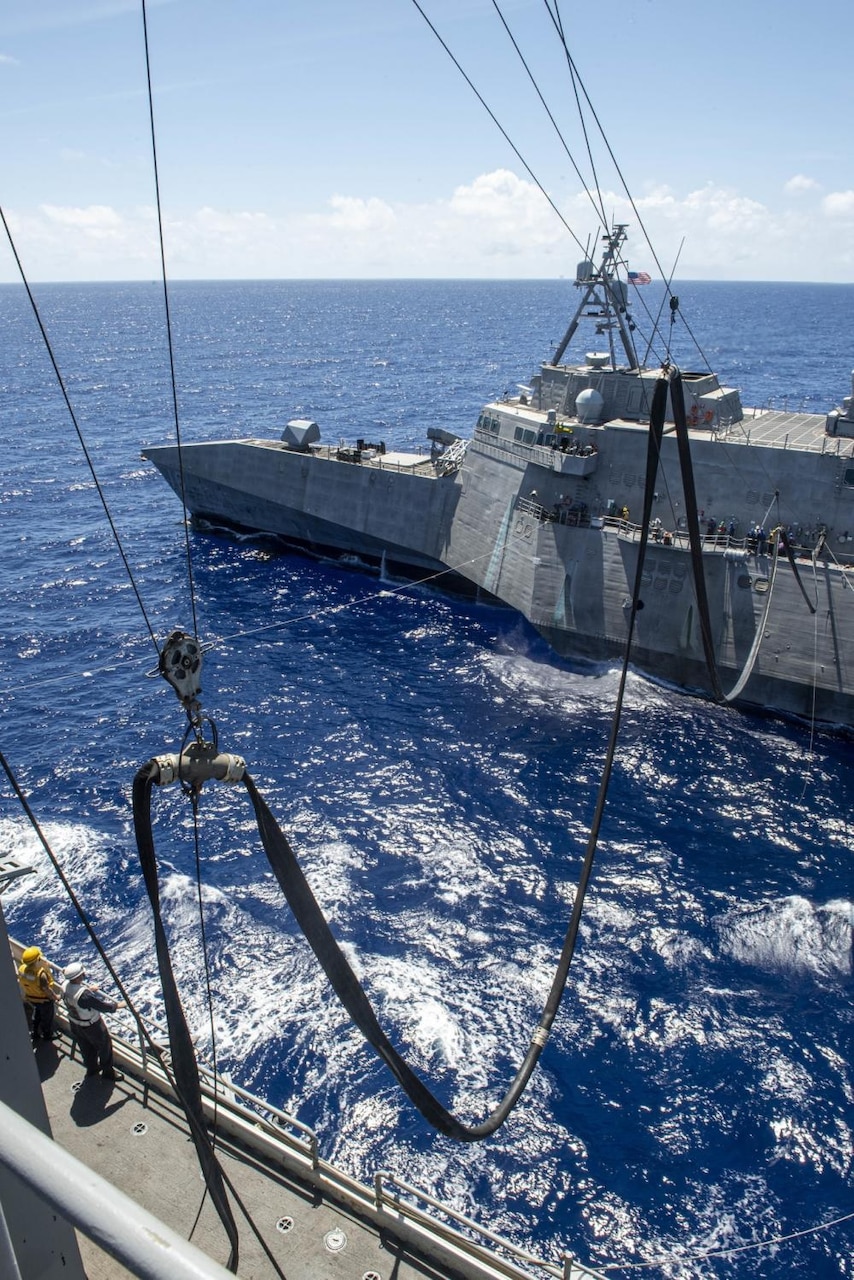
[144,226,854,728]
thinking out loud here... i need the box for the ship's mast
[551,225,640,370]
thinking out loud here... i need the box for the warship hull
[143,395,854,728]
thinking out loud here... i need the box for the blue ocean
[1,278,852,1278]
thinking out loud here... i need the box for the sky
[1,0,853,283]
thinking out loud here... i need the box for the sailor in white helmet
[61,961,127,1081]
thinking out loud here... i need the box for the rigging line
[544,1,609,232]
[0,207,160,658]
[0,745,179,1063]
[236,381,671,1144]
[663,299,728,391]
[407,0,589,259]
[204,545,499,651]
[597,1207,854,1271]
[609,247,673,371]
[542,1,673,289]
[0,545,498,703]
[640,240,686,369]
[1,743,285,1276]
[0,664,121,702]
[761,491,779,531]
[488,0,609,233]
[140,0,200,643]
[822,542,854,591]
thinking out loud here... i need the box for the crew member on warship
[17,944,59,1044]
[62,961,127,1080]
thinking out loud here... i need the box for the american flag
[628,270,652,285]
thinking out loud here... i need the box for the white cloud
[40,203,124,233]
[822,191,854,218]
[785,174,821,194]
[0,53,18,65]
[450,169,542,221]
[324,195,396,234]
[1,172,852,283]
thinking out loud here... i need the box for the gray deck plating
[33,1027,604,1280]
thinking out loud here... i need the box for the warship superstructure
[144,227,854,727]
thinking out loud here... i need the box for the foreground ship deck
[10,1004,605,1280]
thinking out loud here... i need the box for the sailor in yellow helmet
[17,944,60,1045]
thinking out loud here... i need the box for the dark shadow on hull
[191,513,505,607]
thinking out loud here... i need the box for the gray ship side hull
[144,440,462,575]
[144,439,854,727]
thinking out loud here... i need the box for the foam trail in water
[717,895,854,981]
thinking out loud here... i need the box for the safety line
[1,743,287,1277]
[0,546,497,703]
[205,545,498,650]
[597,1207,854,1271]
[131,379,671,1144]
[140,0,200,644]
[408,0,588,259]
[0,208,161,657]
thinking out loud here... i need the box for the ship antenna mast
[551,225,640,370]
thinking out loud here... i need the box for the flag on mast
[628,270,652,285]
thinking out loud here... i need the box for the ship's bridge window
[844,467,854,488]
[514,426,536,445]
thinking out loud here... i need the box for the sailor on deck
[18,945,59,1044]
[62,961,127,1080]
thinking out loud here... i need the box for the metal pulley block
[159,629,203,708]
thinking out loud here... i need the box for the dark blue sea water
[1,279,852,1278]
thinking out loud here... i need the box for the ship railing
[82,1013,324,1171]
[473,430,599,477]
[195,1061,320,1167]
[8,931,606,1280]
[373,1173,607,1280]
[515,497,592,528]
[600,516,770,556]
[516,496,548,520]
[721,410,851,457]
[0,1095,236,1280]
[472,432,542,469]
[97,1020,608,1280]
[598,517,852,562]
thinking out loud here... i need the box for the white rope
[597,1207,854,1271]
[0,548,498,701]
